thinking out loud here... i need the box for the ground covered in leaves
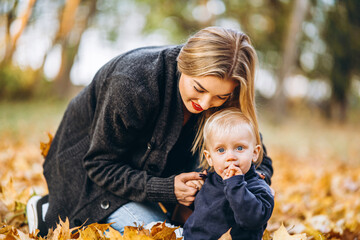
[0,101,359,239]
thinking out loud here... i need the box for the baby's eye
[217,148,225,153]
[236,146,243,151]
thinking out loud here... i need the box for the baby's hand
[185,170,207,190]
[223,164,243,180]
[185,179,204,191]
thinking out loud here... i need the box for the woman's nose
[199,95,212,110]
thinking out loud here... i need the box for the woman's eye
[236,146,243,151]
[217,148,225,153]
[217,96,228,100]
[194,86,205,93]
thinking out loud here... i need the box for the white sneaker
[26,195,49,235]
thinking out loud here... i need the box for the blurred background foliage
[0,0,359,121]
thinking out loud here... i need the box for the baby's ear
[252,145,261,163]
[204,150,213,167]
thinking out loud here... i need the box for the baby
[183,108,274,240]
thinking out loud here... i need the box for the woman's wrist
[146,175,177,203]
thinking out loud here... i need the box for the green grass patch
[0,100,69,144]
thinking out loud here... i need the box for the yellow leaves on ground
[0,219,182,240]
[111,221,182,240]
[267,149,360,239]
[1,116,360,239]
[0,178,29,230]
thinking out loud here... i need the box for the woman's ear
[252,145,261,163]
[204,150,213,167]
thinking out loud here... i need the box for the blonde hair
[177,26,262,165]
[201,108,262,170]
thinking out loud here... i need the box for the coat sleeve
[223,175,274,229]
[83,74,177,203]
[257,133,273,185]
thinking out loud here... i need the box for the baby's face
[204,124,260,178]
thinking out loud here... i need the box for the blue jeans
[105,201,169,233]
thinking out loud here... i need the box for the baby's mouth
[225,164,239,169]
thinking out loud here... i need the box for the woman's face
[179,73,238,114]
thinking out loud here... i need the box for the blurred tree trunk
[53,0,98,98]
[330,55,351,122]
[323,0,360,122]
[2,0,18,66]
[1,0,36,66]
[273,0,309,120]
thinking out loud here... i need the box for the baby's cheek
[218,168,226,177]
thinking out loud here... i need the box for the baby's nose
[225,152,237,161]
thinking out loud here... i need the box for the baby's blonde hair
[200,108,262,170]
[177,26,262,165]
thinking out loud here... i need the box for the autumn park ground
[0,99,360,239]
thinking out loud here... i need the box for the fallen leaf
[149,221,181,240]
[273,224,307,240]
[152,224,178,240]
[46,217,75,240]
[262,230,271,240]
[218,228,231,240]
[40,132,53,158]
[78,222,111,240]
[106,226,124,240]
[122,226,153,240]
[0,224,34,240]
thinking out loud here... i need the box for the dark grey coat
[43,45,273,230]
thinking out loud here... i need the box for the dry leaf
[273,224,307,240]
[122,226,153,240]
[106,226,124,240]
[151,222,178,240]
[262,230,271,240]
[0,179,28,229]
[78,227,102,240]
[150,222,164,236]
[218,228,231,240]
[0,224,34,240]
[78,222,110,240]
[47,217,73,240]
[40,132,53,158]
[153,222,178,240]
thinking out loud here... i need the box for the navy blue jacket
[183,165,274,240]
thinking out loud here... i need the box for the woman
[27,26,273,235]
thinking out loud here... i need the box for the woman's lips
[191,101,203,111]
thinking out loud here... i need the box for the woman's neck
[183,106,192,126]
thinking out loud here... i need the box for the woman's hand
[185,170,207,190]
[174,172,204,206]
[256,171,276,196]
